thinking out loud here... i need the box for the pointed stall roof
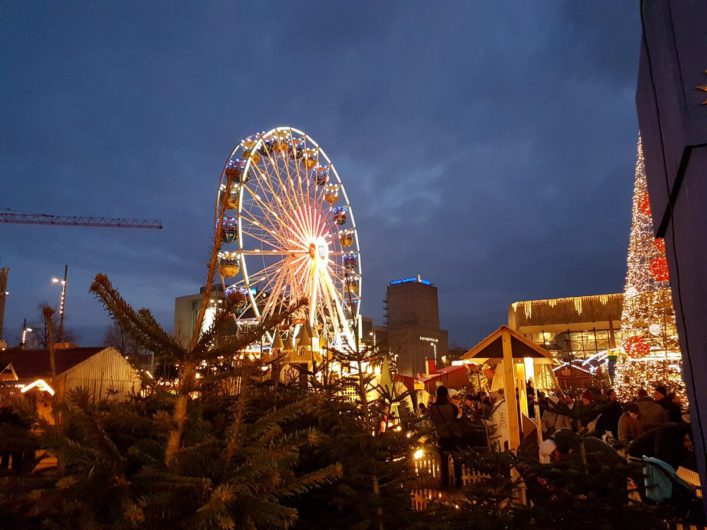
[271,330,285,351]
[461,325,556,362]
[295,322,313,349]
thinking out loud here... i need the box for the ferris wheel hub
[308,236,329,265]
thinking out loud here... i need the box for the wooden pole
[42,307,56,389]
[516,363,528,420]
[501,330,526,506]
[501,329,521,452]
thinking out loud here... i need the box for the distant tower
[385,275,448,376]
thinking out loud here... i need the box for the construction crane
[0,211,162,342]
[0,211,163,229]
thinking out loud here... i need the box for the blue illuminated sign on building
[389,276,432,286]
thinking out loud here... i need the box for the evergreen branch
[250,394,321,440]
[275,462,343,497]
[90,274,185,357]
[225,378,248,462]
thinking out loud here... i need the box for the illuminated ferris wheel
[215,127,362,348]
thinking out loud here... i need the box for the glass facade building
[507,293,623,362]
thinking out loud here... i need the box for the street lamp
[52,265,68,341]
[419,336,439,364]
[21,318,33,348]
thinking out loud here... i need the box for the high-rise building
[174,284,228,347]
[384,275,448,376]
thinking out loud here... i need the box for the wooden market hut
[460,325,558,452]
[0,346,142,401]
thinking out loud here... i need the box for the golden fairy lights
[613,137,686,402]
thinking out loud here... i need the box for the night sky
[1,2,641,348]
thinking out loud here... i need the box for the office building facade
[384,276,448,376]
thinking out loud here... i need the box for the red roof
[417,364,467,383]
[0,347,104,379]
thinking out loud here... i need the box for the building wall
[637,1,707,505]
[387,282,440,329]
[389,326,448,375]
[60,347,141,401]
[174,293,202,347]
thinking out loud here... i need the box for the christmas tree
[613,137,686,402]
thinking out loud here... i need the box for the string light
[613,137,686,403]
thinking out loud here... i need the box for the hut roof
[461,326,555,361]
[0,347,104,379]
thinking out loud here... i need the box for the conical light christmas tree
[613,137,686,402]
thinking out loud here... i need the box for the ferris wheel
[214,127,362,349]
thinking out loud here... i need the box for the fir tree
[0,274,341,529]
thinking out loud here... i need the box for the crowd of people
[419,381,696,500]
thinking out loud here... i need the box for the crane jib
[0,213,163,230]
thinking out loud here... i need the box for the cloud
[1,1,641,347]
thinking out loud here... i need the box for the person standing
[618,403,643,446]
[429,386,462,489]
[595,389,623,439]
[636,389,669,427]
[485,389,509,452]
[541,394,573,435]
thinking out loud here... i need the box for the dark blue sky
[1,2,640,348]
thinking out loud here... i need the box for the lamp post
[52,265,68,341]
[419,336,439,364]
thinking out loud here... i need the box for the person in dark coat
[627,422,692,469]
[548,428,624,466]
[595,389,623,438]
[654,385,683,423]
[429,385,462,489]
[636,389,669,427]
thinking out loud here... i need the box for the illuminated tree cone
[613,137,686,403]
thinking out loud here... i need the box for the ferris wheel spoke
[239,206,302,251]
[328,269,354,336]
[260,265,290,319]
[278,137,314,240]
[245,260,286,286]
[240,249,303,256]
[241,183,305,245]
[272,148,315,241]
[240,227,287,253]
[248,160,306,239]
[240,221,290,252]
[320,269,344,339]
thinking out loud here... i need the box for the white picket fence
[411,452,489,510]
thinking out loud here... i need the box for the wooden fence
[411,451,489,510]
